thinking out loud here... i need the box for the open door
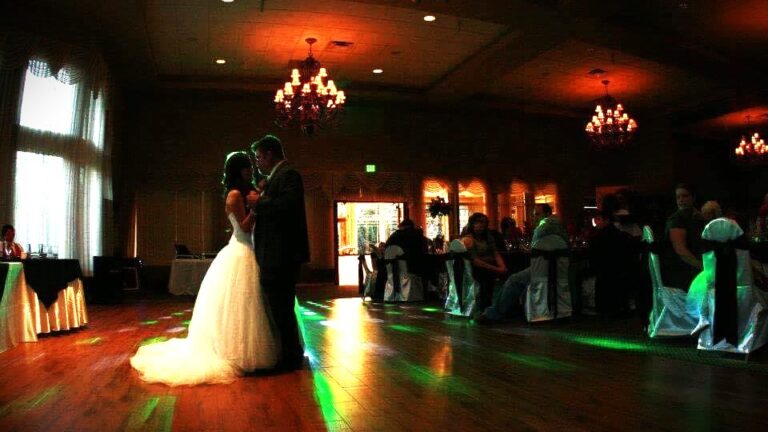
[335,202,403,286]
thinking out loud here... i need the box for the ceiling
[4,0,768,131]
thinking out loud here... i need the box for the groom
[248,134,310,371]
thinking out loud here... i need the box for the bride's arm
[226,190,255,233]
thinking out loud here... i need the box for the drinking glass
[52,245,58,259]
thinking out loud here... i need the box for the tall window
[13,60,106,272]
[423,179,451,240]
[458,179,486,231]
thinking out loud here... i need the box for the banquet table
[168,258,214,295]
[0,259,88,353]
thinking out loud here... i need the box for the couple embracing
[130,135,310,386]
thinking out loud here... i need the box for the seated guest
[1,224,26,258]
[614,189,643,238]
[474,203,568,323]
[701,200,723,223]
[461,213,507,310]
[500,217,523,247]
[661,183,705,290]
[385,219,428,275]
[589,210,635,316]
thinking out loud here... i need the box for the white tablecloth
[0,262,88,353]
[168,258,213,295]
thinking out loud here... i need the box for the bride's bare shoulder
[225,189,242,202]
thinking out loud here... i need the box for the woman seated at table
[661,184,705,290]
[461,213,507,310]
[500,217,523,248]
[2,224,26,259]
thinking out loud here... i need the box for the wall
[116,89,728,280]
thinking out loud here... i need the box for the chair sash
[701,236,750,346]
[384,258,402,296]
[530,248,570,318]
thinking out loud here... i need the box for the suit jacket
[253,162,310,270]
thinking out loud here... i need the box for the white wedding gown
[130,213,279,386]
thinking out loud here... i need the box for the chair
[525,235,572,322]
[695,218,768,355]
[643,226,697,337]
[359,254,378,300]
[174,244,199,259]
[444,240,479,317]
[383,245,424,302]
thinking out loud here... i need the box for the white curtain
[12,59,110,274]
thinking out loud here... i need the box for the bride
[130,151,279,385]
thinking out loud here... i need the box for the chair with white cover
[444,240,480,317]
[644,226,697,337]
[383,246,424,302]
[525,235,572,322]
[695,218,768,355]
[359,254,378,300]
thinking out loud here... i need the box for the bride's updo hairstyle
[222,151,256,200]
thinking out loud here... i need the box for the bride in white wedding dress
[130,151,279,386]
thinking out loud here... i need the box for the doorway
[335,202,404,286]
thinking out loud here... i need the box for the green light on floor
[125,396,176,432]
[140,320,159,326]
[567,336,648,352]
[139,336,169,347]
[388,324,421,333]
[385,311,403,315]
[75,337,103,346]
[303,311,317,316]
[171,312,185,317]
[501,353,576,372]
[421,307,442,313]
[181,320,191,327]
[310,372,343,427]
[0,385,63,417]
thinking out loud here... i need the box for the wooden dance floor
[1,286,768,431]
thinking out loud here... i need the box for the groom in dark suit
[248,134,310,371]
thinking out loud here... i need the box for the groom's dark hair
[251,134,285,159]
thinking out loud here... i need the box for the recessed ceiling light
[215,59,226,64]
[221,0,234,3]
[372,68,383,74]
[423,15,436,22]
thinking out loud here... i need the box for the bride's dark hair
[222,151,255,200]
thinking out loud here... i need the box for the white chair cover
[644,226,697,337]
[360,254,378,300]
[695,218,768,354]
[525,235,571,322]
[443,240,479,317]
[383,246,424,302]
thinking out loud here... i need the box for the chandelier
[585,80,638,147]
[273,38,346,135]
[734,115,767,159]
